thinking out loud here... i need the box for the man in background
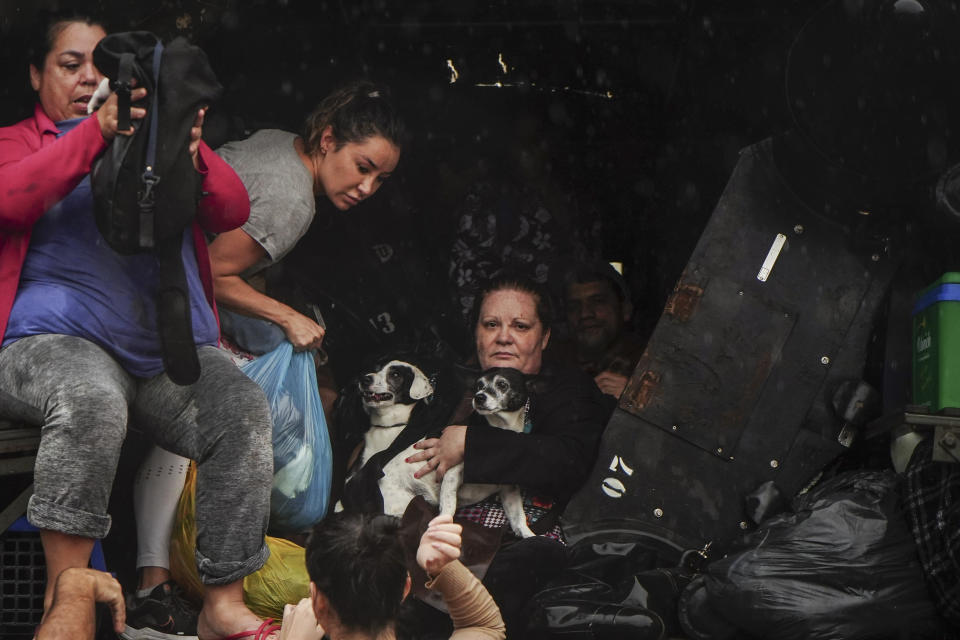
[562,261,645,399]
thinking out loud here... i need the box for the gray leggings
[0,334,272,585]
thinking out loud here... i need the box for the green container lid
[914,271,960,315]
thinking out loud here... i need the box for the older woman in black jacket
[408,273,610,636]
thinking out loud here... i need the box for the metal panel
[564,137,901,552]
[623,274,797,457]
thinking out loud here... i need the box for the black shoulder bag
[91,32,223,385]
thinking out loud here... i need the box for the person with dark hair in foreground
[34,568,125,640]
[279,513,505,640]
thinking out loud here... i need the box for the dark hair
[305,512,407,635]
[471,271,554,333]
[562,260,629,306]
[28,13,106,71]
[302,80,405,154]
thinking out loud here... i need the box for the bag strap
[138,41,164,250]
[144,39,200,386]
[157,234,201,385]
[114,53,134,130]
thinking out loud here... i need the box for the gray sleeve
[217,131,316,277]
[242,187,315,269]
[237,175,315,277]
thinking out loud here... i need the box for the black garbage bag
[679,470,941,640]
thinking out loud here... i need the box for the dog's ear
[409,365,434,400]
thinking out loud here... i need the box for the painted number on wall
[369,312,396,334]
[601,454,633,499]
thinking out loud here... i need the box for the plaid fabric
[456,494,566,543]
[903,437,960,626]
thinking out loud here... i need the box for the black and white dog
[355,359,434,467]
[378,367,536,538]
[335,358,435,512]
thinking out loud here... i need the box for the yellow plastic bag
[170,463,311,619]
[242,537,310,619]
[169,463,202,602]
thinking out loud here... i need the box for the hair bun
[301,80,405,154]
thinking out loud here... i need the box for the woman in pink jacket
[0,14,278,640]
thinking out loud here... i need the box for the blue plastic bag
[241,341,332,532]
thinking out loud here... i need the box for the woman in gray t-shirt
[210,81,404,353]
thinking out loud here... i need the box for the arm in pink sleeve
[194,141,249,233]
[0,115,106,232]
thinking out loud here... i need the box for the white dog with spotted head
[334,358,435,513]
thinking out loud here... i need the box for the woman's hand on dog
[409,425,467,480]
[416,515,463,577]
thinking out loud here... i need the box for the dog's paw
[513,523,537,539]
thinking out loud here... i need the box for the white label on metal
[601,477,627,498]
[757,233,787,282]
